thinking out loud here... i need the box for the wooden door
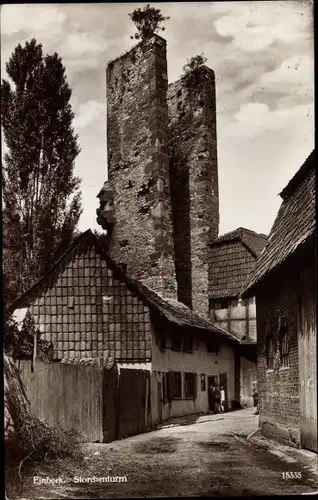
[298,266,317,452]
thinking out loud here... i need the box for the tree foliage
[182,53,208,75]
[128,4,170,41]
[4,311,53,361]
[1,39,82,304]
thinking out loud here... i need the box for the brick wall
[17,242,152,361]
[256,267,301,445]
[167,66,219,317]
[98,35,177,299]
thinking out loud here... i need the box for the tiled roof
[213,227,267,258]
[208,228,267,299]
[242,149,316,295]
[8,230,238,343]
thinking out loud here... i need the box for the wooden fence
[18,360,151,443]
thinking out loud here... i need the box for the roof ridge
[211,227,268,246]
[8,230,237,342]
[7,229,94,312]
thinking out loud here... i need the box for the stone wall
[98,35,177,299]
[256,265,301,447]
[167,66,219,316]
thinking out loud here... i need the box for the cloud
[1,4,67,38]
[74,100,104,130]
[259,55,314,102]
[226,101,313,139]
[214,1,312,52]
[61,32,106,59]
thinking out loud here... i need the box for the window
[200,373,206,391]
[279,318,289,368]
[183,330,193,352]
[171,333,182,351]
[162,373,168,403]
[206,337,219,354]
[209,298,230,311]
[167,371,182,399]
[266,334,274,369]
[184,373,197,399]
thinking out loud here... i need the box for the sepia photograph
[2,1,316,498]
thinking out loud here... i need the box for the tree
[182,53,208,75]
[128,4,170,41]
[1,39,82,304]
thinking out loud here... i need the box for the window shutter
[167,371,175,400]
[193,373,197,399]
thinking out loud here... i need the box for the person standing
[214,384,221,413]
[220,385,225,413]
[209,384,215,413]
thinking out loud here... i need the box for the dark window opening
[184,373,197,399]
[183,330,193,352]
[171,333,182,351]
[209,298,230,310]
[177,89,182,97]
[206,338,219,354]
[119,239,129,248]
[199,100,204,107]
[139,204,151,214]
[177,101,183,111]
[167,371,182,399]
[266,334,274,369]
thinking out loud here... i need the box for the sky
[1,1,314,236]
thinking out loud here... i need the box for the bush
[128,4,170,41]
[182,54,207,75]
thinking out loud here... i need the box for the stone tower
[97,35,177,299]
[167,66,219,318]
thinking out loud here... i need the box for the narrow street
[14,409,317,499]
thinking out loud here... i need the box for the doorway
[207,375,218,411]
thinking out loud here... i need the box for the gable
[209,240,256,299]
[13,241,152,361]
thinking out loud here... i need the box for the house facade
[243,150,316,452]
[9,230,239,428]
[208,227,267,407]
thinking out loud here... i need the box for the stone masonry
[256,266,301,447]
[97,35,177,300]
[97,38,219,317]
[168,66,219,317]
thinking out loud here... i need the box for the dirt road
[10,409,318,498]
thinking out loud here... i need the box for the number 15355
[282,472,302,480]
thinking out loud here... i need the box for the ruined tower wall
[167,66,219,317]
[100,36,177,299]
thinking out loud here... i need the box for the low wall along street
[18,360,151,443]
